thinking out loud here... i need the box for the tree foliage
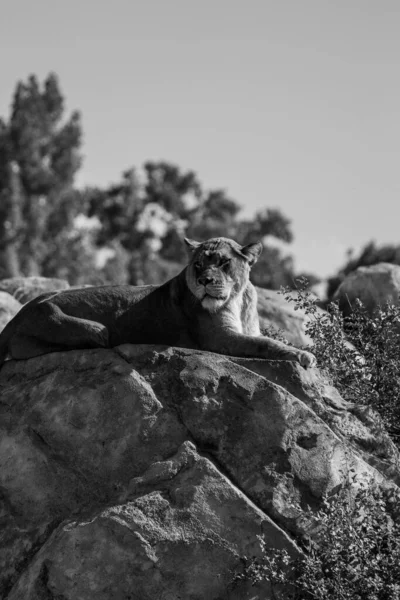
[0,73,82,277]
[0,72,317,288]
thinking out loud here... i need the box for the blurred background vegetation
[1,73,399,296]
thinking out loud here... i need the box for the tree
[0,73,82,276]
[237,208,293,246]
[186,189,241,242]
[87,162,204,282]
[1,74,316,288]
[144,161,202,218]
[87,168,142,248]
[234,208,297,288]
[87,162,309,288]
[0,159,24,278]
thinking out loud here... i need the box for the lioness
[0,237,316,368]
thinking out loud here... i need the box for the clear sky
[1,0,400,278]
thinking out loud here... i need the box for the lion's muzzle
[197,275,215,287]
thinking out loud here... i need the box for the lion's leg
[20,302,109,349]
[196,327,316,369]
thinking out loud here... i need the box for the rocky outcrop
[334,262,400,317]
[0,276,69,304]
[0,292,21,333]
[7,441,297,600]
[256,287,323,347]
[1,345,398,599]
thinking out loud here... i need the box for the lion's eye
[221,259,231,270]
[194,262,201,269]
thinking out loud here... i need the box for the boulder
[0,345,398,599]
[256,287,323,347]
[8,441,297,600]
[333,262,400,317]
[0,276,69,304]
[0,291,22,332]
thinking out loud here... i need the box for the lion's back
[15,284,160,330]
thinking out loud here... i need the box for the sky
[1,0,400,278]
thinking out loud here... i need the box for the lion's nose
[198,276,214,286]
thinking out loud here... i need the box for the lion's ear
[184,238,201,253]
[240,242,263,266]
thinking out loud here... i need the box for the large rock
[0,276,69,304]
[256,287,322,347]
[0,345,398,599]
[0,291,22,332]
[333,262,400,317]
[8,441,296,600]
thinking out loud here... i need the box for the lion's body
[0,237,315,368]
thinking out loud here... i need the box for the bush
[237,480,400,599]
[237,278,400,599]
[280,278,400,443]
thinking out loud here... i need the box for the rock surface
[8,441,296,600]
[256,287,321,347]
[0,292,22,333]
[1,344,399,599]
[334,262,400,317]
[0,276,69,304]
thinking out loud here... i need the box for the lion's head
[184,237,262,312]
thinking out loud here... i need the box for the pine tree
[0,73,82,275]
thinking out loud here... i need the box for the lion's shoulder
[240,283,260,335]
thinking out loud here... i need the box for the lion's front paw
[298,350,316,369]
[91,323,109,348]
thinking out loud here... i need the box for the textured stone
[0,345,398,599]
[334,262,400,317]
[0,276,69,304]
[0,291,21,333]
[8,442,297,600]
[256,287,323,347]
